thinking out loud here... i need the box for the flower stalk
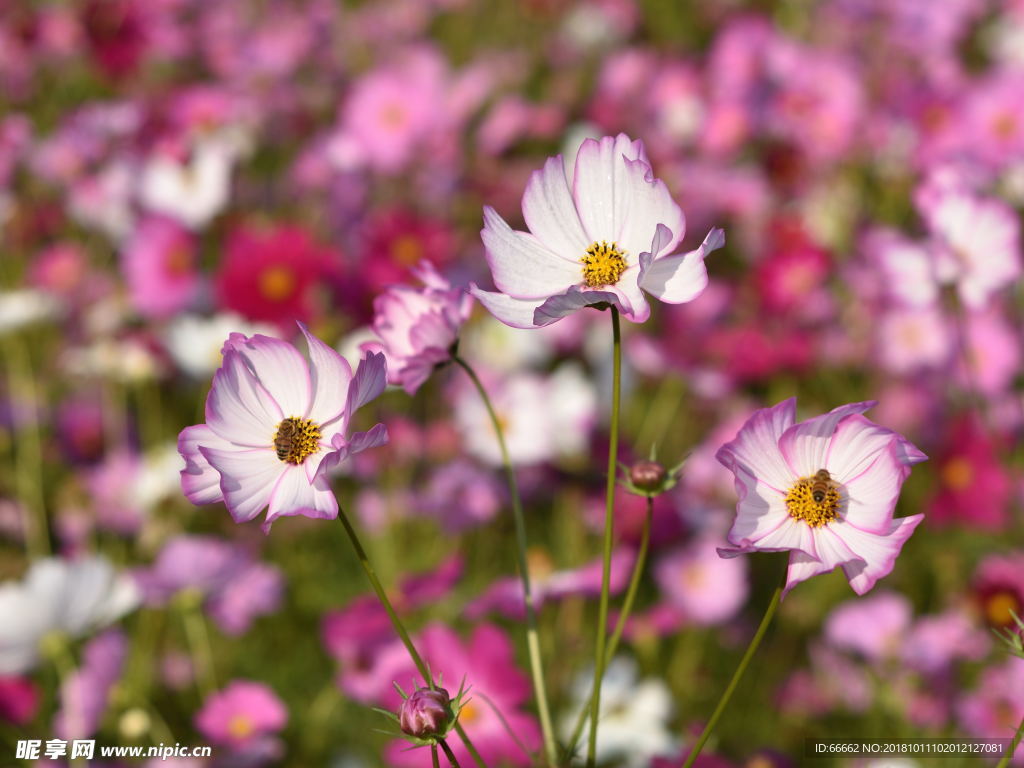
[587,306,622,768]
[452,354,556,767]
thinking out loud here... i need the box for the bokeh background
[1,0,1023,766]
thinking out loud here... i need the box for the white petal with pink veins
[616,158,686,261]
[725,466,791,543]
[264,464,338,530]
[778,401,876,478]
[522,154,590,260]
[225,333,312,418]
[716,398,798,493]
[572,134,647,244]
[481,207,580,299]
[205,351,280,447]
[178,424,233,505]
[835,515,925,595]
[640,228,723,304]
[469,287,547,329]
[751,516,819,560]
[299,323,353,427]
[200,447,283,523]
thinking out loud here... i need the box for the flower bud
[629,460,667,492]
[398,687,453,739]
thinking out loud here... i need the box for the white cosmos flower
[0,556,139,674]
[470,133,724,329]
[164,313,277,378]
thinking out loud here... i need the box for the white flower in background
[164,314,276,378]
[0,556,139,674]
[68,161,135,242]
[563,657,678,767]
[454,363,597,466]
[0,289,61,334]
[61,337,162,383]
[458,316,559,374]
[139,131,247,231]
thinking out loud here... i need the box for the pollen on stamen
[785,477,841,528]
[581,241,627,287]
[273,417,322,464]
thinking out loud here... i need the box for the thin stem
[432,745,441,768]
[587,307,622,768]
[336,509,487,768]
[439,739,463,768]
[995,713,1024,768]
[452,354,555,767]
[181,600,217,699]
[567,496,653,757]
[681,583,784,768]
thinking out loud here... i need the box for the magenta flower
[716,398,926,596]
[470,133,723,329]
[178,325,388,532]
[362,261,472,395]
[195,680,287,753]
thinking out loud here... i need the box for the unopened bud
[630,460,667,492]
[399,687,453,739]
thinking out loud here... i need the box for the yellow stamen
[941,457,973,491]
[986,591,1020,627]
[785,474,841,528]
[258,266,296,302]
[273,417,321,465]
[390,234,423,266]
[458,700,479,724]
[228,715,254,740]
[581,241,627,287]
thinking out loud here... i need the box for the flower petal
[751,517,819,559]
[572,134,648,243]
[313,423,389,483]
[616,157,686,261]
[835,515,925,595]
[199,447,283,524]
[344,351,387,427]
[205,350,281,447]
[521,155,590,260]
[263,465,338,532]
[533,285,634,327]
[224,333,312,418]
[178,424,231,505]
[469,286,546,329]
[778,401,877,478]
[723,467,791,545]
[841,445,916,534]
[825,414,904,483]
[608,267,650,323]
[784,551,834,596]
[298,323,353,426]
[481,207,580,299]
[716,398,798,493]
[639,228,724,305]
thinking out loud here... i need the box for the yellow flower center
[458,700,480,724]
[259,266,296,302]
[273,416,321,464]
[986,591,1020,627]
[228,715,254,740]
[390,234,423,266]
[581,241,627,287]
[785,472,841,528]
[941,457,973,491]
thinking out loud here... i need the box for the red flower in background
[359,208,455,293]
[214,224,339,327]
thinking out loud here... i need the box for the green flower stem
[179,595,217,699]
[1,333,50,559]
[681,582,784,768]
[439,739,463,768]
[995,714,1024,768]
[587,306,622,768]
[567,495,653,757]
[452,354,557,768]
[432,745,441,768]
[336,508,487,768]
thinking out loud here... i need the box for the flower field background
[1,0,1023,766]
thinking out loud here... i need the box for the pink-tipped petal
[224,333,312,418]
[178,425,231,505]
[751,517,819,559]
[481,207,579,299]
[205,350,281,447]
[783,551,835,596]
[298,323,353,427]
[609,269,650,324]
[840,446,913,534]
[835,515,925,595]
[263,465,338,531]
[345,351,387,424]
[200,447,283,524]
[616,157,686,260]
[716,398,798,493]
[724,467,791,544]
[778,401,877,478]
[639,228,724,305]
[469,286,546,329]
[572,134,648,244]
[825,414,906,484]
[521,155,590,260]
[346,423,389,456]
[533,285,634,327]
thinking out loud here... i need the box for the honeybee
[810,469,833,503]
[274,420,299,461]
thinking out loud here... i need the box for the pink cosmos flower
[470,133,724,329]
[654,537,749,626]
[972,552,1024,632]
[361,262,472,395]
[54,630,126,740]
[0,677,38,726]
[716,398,926,596]
[823,591,912,662]
[195,680,287,753]
[121,216,199,319]
[178,325,388,532]
[928,417,1011,531]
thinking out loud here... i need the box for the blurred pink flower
[0,676,38,726]
[928,417,1011,530]
[383,624,541,767]
[178,326,388,531]
[824,591,911,662]
[121,216,199,319]
[716,398,926,596]
[955,308,1021,397]
[471,133,723,328]
[418,459,504,533]
[966,71,1024,167]
[358,208,456,295]
[195,680,287,753]
[654,537,749,626]
[54,630,126,740]
[903,607,990,673]
[214,224,339,328]
[362,261,472,395]
[957,658,1024,763]
[972,552,1024,632]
